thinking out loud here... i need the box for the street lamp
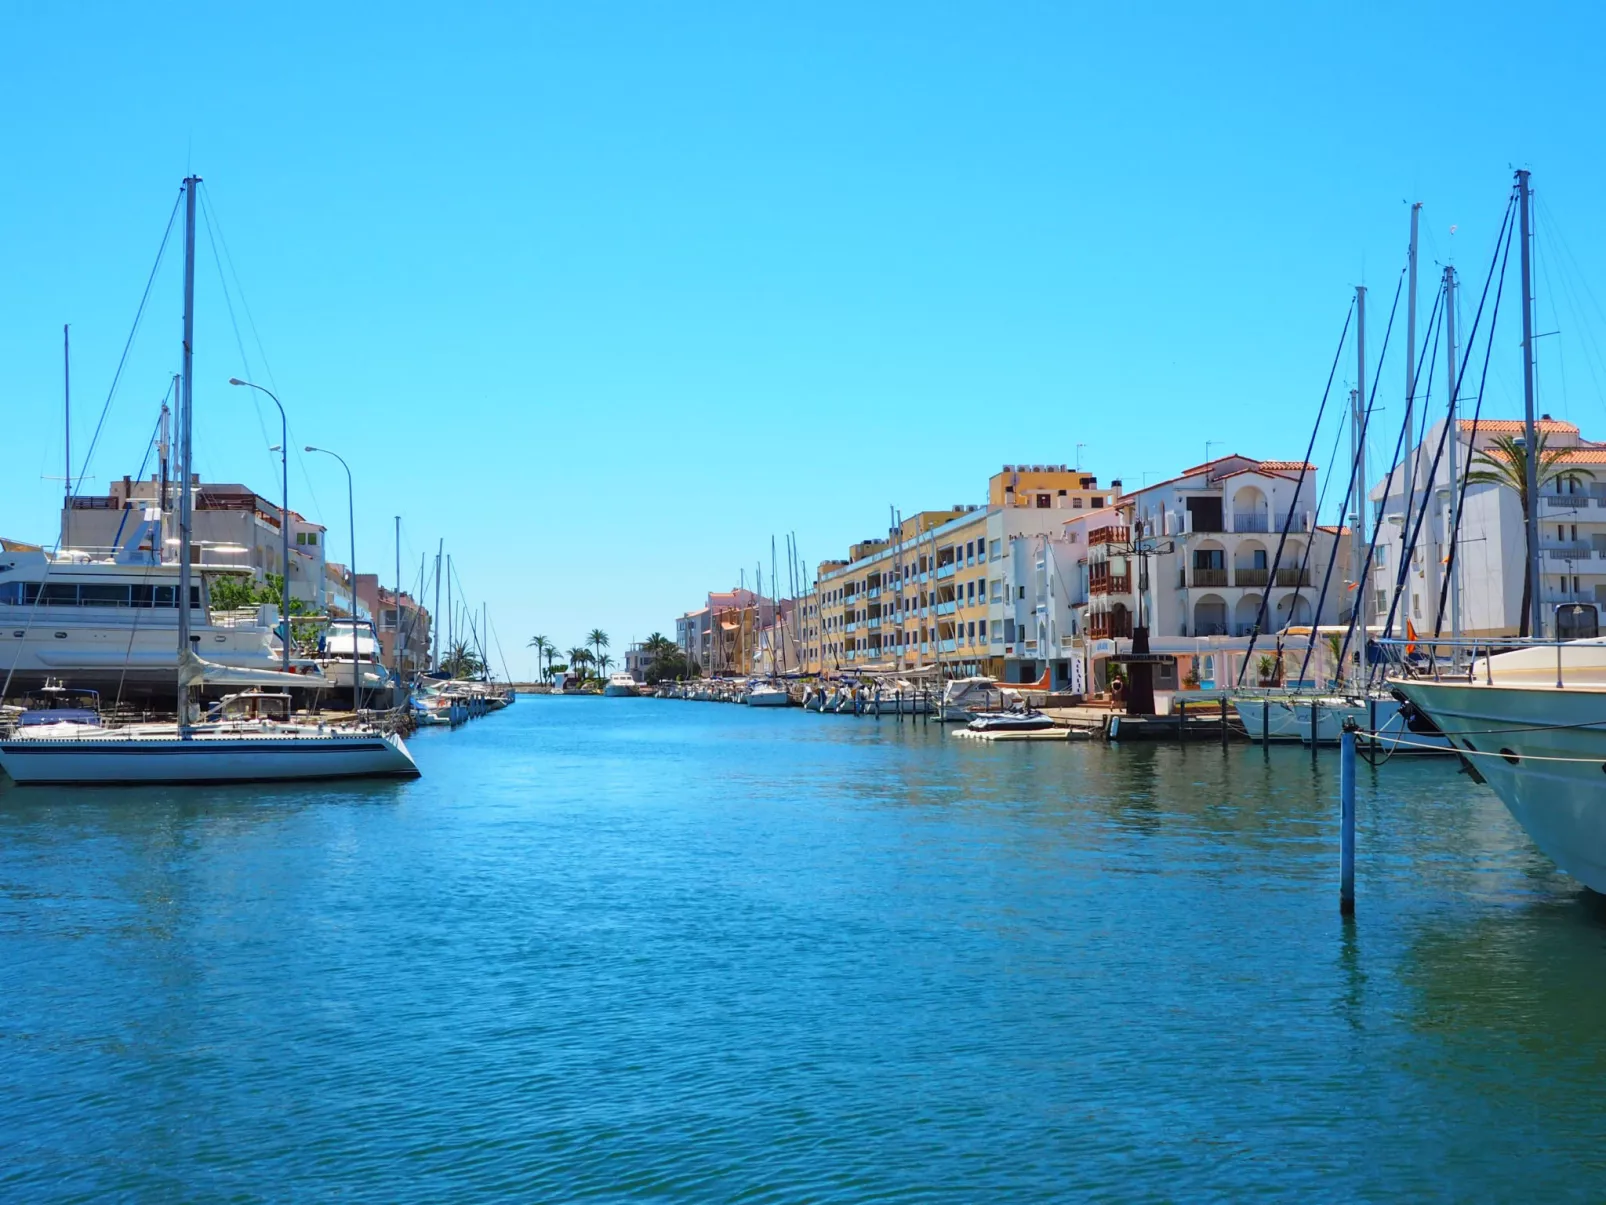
[228,377,292,671]
[305,445,361,717]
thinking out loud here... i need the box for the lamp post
[228,378,292,671]
[306,445,360,716]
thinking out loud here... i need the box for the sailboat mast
[394,516,402,686]
[1517,168,1543,638]
[63,324,71,500]
[432,539,443,671]
[1351,285,1368,683]
[446,553,453,672]
[177,177,200,727]
[1443,265,1462,651]
[1401,202,1421,640]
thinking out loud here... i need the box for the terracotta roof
[1461,418,1579,434]
[1123,455,1317,501]
[1257,460,1317,471]
[1470,446,1606,465]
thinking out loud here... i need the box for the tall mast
[394,515,402,685]
[177,176,200,727]
[446,553,453,673]
[1351,284,1368,682]
[432,539,443,671]
[1443,265,1462,652]
[1400,202,1421,639]
[62,324,71,500]
[159,377,175,546]
[1517,169,1543,638]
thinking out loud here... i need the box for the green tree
[644,647,692,684]
[596,653,614,675]
[442,641,485,679]
[587,628,610,673]
[1465,432,1592,636]
[567,647,594,680]
[527,634,554,678]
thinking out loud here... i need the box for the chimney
[1110,478,1123,494]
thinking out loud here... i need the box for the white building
[1050,455,1350,695]
[1370,416,1606,638]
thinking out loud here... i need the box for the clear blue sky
[4,1,1603,677]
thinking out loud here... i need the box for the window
[296,531,319,547]
[989,539,1001,560]
[968,621,976,639]
[1018,586,1025,600]
[991,580,1002,602]
[42,584,78,605]
[979,619,987,638]
[966,580,975,602]
[1073,498,1084,509]
[80,584,132,607]
[1036,494,1050,508]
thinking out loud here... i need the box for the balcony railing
[936,564,956,579]
[935,601,957,616]
[1190,568,1228,587]
[1089,525,1129,547]
[1089,574,1131,596]
[940,639,957,652]
[1087,613,1132,639]
[1274,567,1311,587]
[1545,545,1595,560]
[1541,495,1591,510]
[1235,567,1269,587]
[1232,513,1269,533]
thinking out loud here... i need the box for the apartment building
[675,588,771,674]
[1369,416,1605,639]
[1051,455,1349,694]
[355,575,433,674]
[61,472,330,608]
[805,466,1117,676]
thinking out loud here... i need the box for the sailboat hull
[0,730,419,785]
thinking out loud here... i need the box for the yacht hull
[0,730,419,785]
[1393,680,1606,891]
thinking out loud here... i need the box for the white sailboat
[0,176,418,786]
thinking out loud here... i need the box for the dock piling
[1177,700,1186,744]
[1220,697,1228,747]
[1310,700,1319,752]
[1340,723,1356,916]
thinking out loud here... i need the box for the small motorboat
[966,705,1056,734]
[603,672,639,698]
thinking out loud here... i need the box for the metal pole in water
[1177,699,1186,744]
[1220,697,1228,747]
[1340,723,1357,916]
[1261,697,1269,745]
[1310,700,1319,750]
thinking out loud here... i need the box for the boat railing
[1374,632,1603,690]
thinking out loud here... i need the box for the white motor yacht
[940,676,1019,722]
[1392,638,1606,892]
[603,672,639,697]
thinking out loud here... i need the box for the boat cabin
[208,691,294,724]
[17,682,102,728]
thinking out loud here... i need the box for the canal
[3,697,1604,1199]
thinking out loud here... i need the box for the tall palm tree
[644,631,675,656]
[597,653,614,675]
[567,647,593,679]
[1465,431,1592,636]
[587,628,610,671]
[527,634,553,678]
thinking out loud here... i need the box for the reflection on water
[3,699,1604,1199]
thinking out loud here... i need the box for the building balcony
[1275,567,1311,587]
[1232,513,1269,533]
[867,617,881,628]
[936,564,956,579]
[940,639,957,652]
[935,601,957,616]
[1235,567,1269,587]
[1089,574,1131,597]
[1089,525,1129,547]
[1540,495,1591,512]
[1190,568,1229,587]
[867,587,881,598]
[1544,544,1596,561]
[1087,612,1132,639]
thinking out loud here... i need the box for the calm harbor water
[4,697,1606,1201]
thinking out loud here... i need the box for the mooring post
[1310,700,1319,751]
[896,689,903,723]
[1261,698,1269,745]
[1340,722,1356,916]
[874,687,881,720]
[1177,699,1186,744]
[1220,697,1229,747]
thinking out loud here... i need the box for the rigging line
[1298,270,1406,689]
[108,401,171,553]
[1236,297,1354,687]
[1333,268,1417,684]
[1530,199,1570,421]
[199,192,277,474]
[489,616,514,685]
[1534,195,1606,420]
[1435,196,1520,636]
[199,184,279,392]
[1369,289,1446,689]
[71,188,183,500]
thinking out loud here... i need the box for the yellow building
[804,465,1114,677]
